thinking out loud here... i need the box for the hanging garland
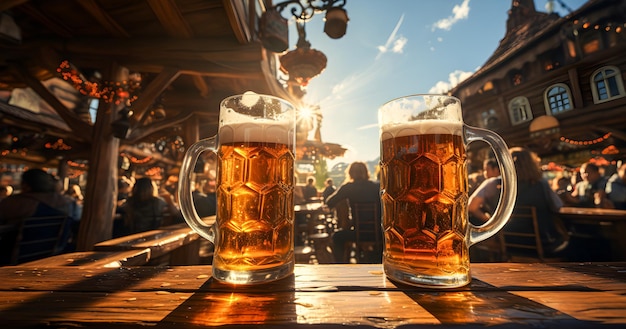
[57,60,141,105]
[559,133,611,146]
[120,152,152,164]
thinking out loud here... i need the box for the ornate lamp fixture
[279,21,327,87]
[261,1,348,90]
[261,0,349,53]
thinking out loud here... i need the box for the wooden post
[76,63,125,251]
[183,115,200,148]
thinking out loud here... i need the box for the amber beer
[211,122,295,279]
[379,94,516,288]
[380,120,470,285]
[214,139,294,274]
[178,93,296,285]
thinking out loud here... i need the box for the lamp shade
[260,10,289,53]
[323,7,348,39]
[280,47,327,87]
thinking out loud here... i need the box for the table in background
[559,207,626,261]
[1,262,625,328]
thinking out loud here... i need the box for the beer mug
[178,92,296,285]
[378,94,517,288]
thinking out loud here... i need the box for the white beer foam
[219,121,293,145]
[380,120,463,141]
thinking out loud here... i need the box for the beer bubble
[241,91,260,108]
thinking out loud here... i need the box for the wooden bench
[93,223,202,265]
[19,249,151,267]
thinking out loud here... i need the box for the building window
[481,108,499,129]
[591,66,625,103]
[508,96,533,125]
[512,73,523,86]
[540,48,564,72]
[544,84,573,115]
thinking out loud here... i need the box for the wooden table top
[559,207,626,220]
[1,262,625,328]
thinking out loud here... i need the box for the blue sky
[291,0,588,167]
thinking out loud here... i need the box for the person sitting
[192,179,217,218]
[293,176,306,205]
[506,147,569,256]
[302,176,319,202]
[63,184,84,251]
[468,158,501,224]
[606,163,626,210]
[321,178,336,203]
[326,162,380,263]
[113,177,134,238]
[0,169,71,226]
[119,177,170,235]
[0,169,72,263]
[568,162,611,208]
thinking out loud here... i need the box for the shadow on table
[159,274,297,326]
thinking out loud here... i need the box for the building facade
[450,0,626,172]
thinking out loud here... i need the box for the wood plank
[8,63,92,141]
[93,226,199,259]
[0,264,624,327]
[76,0,130,37]
[128,67,180,125]
[19,249,151,267]
[147,0,193,38]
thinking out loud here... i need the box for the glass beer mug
[378,94,517,288]
[178,92,296,285]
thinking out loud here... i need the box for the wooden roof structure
[0,0,293,162]
[0,0,296,249]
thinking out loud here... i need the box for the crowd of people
[0,168,196,264]
[1,149,624,266]
[467,147,626,262]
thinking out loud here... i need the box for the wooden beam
[76,0,130,38]
[77,62,125,251]
[129,67,181,125]
[146,0,193,38]
[224,0,253,43]
[17,3,74,38]
[9,63,92,141]
[55,37,264,62]
[126,111,195,144]
[192,76,211,97]
[0,0,28,12]
[144,0,212,97]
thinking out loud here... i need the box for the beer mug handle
[464,126,517,246]
[178,136,216,243]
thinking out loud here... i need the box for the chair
[9,215,71,265]
[351,202,383,263]
[501,206,567,262]
[471,232,506,262]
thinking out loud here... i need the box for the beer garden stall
[0,0,298,250]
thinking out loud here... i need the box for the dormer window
[591,66,625,103]
[544,84,573,115]
[508,96,533,125]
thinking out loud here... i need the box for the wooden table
[559,207,626,220]
[1,262,625,328]
[559,207,626,261]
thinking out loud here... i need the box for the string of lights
[57,60,141,105]
[559,132,611,146]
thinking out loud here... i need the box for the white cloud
[377,14,407,59]
[428,69,474,94]
[431,0,471,31]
